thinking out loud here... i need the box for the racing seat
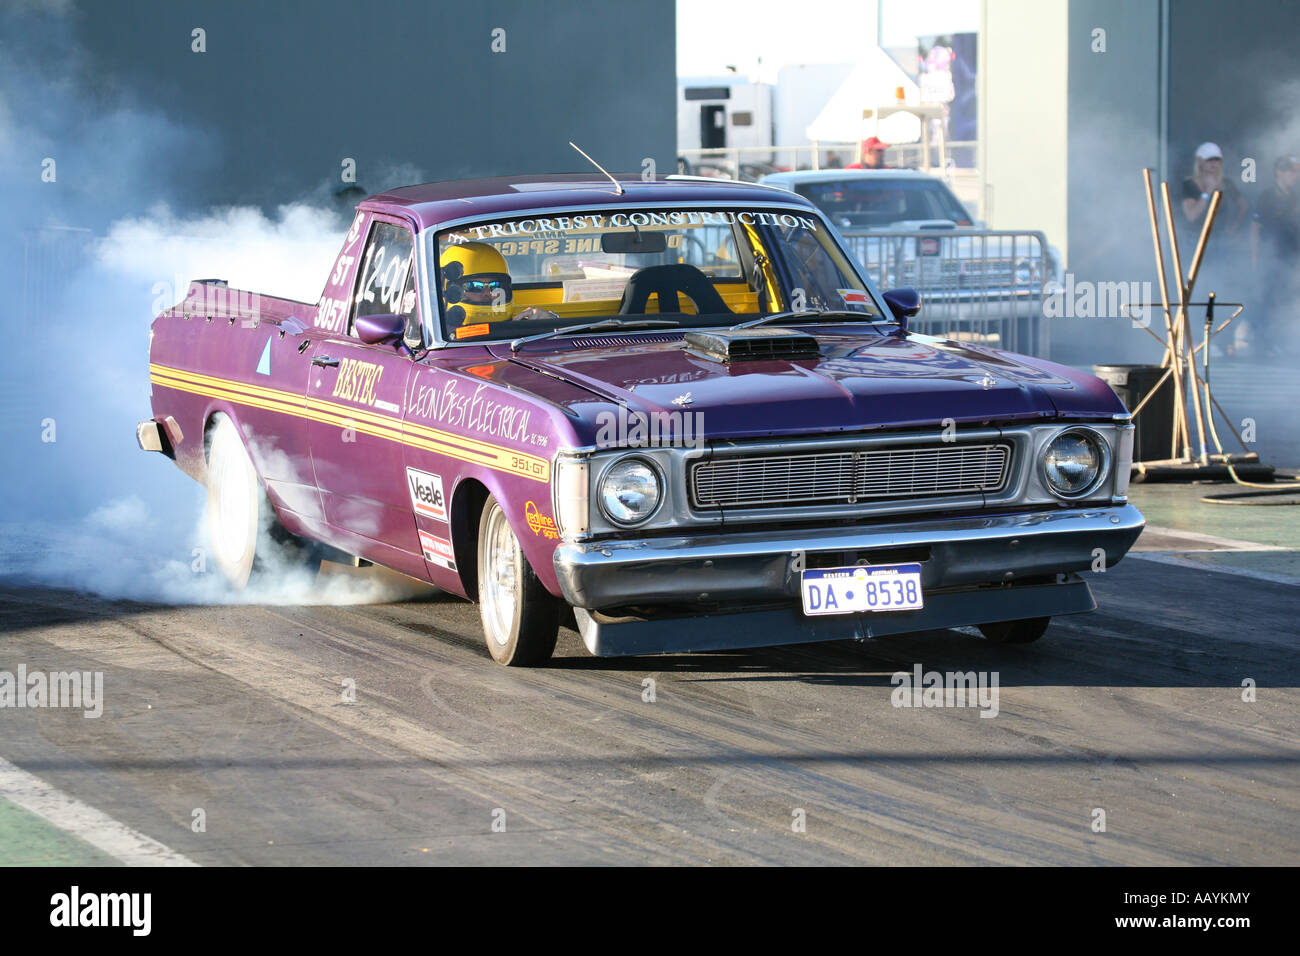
[618,264,731,316]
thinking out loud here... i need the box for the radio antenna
[569,141,624,195]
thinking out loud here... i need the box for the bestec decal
[418,530,457,570]
[406,467,447,521]
[524,500,558,539]
[332,358,384,406]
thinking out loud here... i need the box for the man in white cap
[1177,141,1248,348]
[1181,142,1247,239]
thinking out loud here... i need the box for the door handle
[311,355,340,367]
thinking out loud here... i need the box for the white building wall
[978,0,1070,262]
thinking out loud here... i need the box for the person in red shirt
[846,136,890,169]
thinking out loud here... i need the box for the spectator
[1180,142,1248,243]
[1249,155,1300,354]
[825,150,843,169]
[846,136,890,170]
[1178,142,1248,332]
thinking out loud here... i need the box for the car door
[306,216,425,576]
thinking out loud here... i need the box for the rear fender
[199,405,311,539]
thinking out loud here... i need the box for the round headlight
[1042,430,1106,497]
[599,458,662,525]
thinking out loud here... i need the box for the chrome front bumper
[553,503,1144,611]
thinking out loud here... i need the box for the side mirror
[355,312,405,345]
[882,287,921,333]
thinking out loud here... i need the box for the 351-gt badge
[406,467,447,521]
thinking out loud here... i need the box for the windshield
[793,179,972,228]
[428,207,883,342]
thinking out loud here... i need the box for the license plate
[800,563,924,616]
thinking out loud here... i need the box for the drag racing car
[138,174,1143,665]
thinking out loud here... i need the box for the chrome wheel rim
[481,507,520,647]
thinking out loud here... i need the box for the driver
[439,242,555,326]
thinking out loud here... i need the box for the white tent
[804,49,921,144]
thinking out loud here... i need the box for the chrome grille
[691,443,1011,509]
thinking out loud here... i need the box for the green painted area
[1129,484,1300,551]
[1153,548,1300,579]
[0,797,121,867]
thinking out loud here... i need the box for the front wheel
[978,617,1051,644]
[477,497,559,666]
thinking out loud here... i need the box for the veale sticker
[418,530,456,570]
[406,467,447,521]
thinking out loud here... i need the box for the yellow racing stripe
[150,364,550,482]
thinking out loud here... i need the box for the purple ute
[139,175,1143,665]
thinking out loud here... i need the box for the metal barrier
[677,144,858,180]
[677,143,979,181]
[838,229,1053,357]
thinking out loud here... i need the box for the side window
[350,221,413,335]
[398,268,422,349]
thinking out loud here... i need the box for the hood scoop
[684,327,820,364]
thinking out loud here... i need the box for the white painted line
[0,756,197,866]
[1139,524,1287,552]
[1128,551,1300,587]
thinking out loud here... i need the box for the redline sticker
[456,323,490,339]
[524,500,558,539]
[418,529,457,570]
[838,289,871,306]
[406,467,447,521]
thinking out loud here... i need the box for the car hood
[492,330,1123,440]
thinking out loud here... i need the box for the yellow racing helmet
[440,242,513,325]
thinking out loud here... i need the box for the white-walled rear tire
[206,414,261,589]
[205,414,318,590]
